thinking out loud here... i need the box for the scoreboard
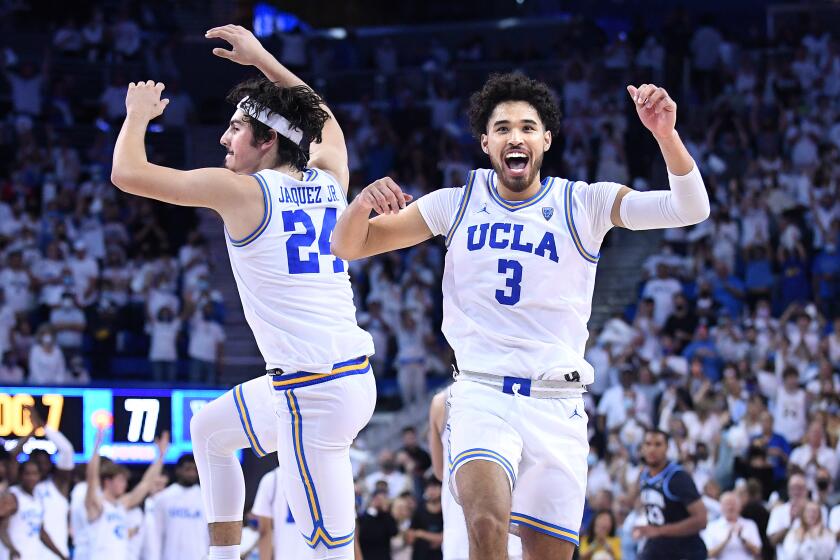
[0,386,237,464]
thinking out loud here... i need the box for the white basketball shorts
[233,356,376,557]
[447,378,589,546]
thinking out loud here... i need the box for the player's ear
[480,133,489,155]
[543,130,552,152]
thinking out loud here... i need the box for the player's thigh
[455,459,512,526]
[275,374,376,546]
[510,396,588,547]
[190,379,269,455]
[448,380,523,499]
[230,374,278,457]
[519,526,575,560]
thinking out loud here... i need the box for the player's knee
[466,510,508,545]
[189,406,211,444]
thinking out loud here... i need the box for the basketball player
[331,73,710,560]
[0,461,67,559]
[252,466,309,560]
[429,390,522,560]
[84,428,169,558]
[23,405,74,560]
[110,24,375,560]
[150,454,207,560]
[634,429,707,559]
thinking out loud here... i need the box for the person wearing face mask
[49,292,86,360]
[27,324,67,384]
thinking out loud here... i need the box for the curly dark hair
[225,77,330,170]
[467,72,561,138]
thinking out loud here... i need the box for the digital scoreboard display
[0,387,237,464]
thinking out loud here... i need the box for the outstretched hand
[155,430,170,458]
[627,84,677,140]
[125,81,169,121]
[205,24,268,67]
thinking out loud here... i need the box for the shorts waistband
[456,370,585,399]
[268,356,371,391]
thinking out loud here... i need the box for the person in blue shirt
[751,411,791,495]
[682,324,722,382]
[812,243,840,317]
[709,261,745,319]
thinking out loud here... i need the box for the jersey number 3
[495,259,522,305]
[283,208,345,274]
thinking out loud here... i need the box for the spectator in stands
[739,479,771,560]
[52,18,82,56]
[789,421,838,485]
[772,367,808,445]
[752,411,791,492]
[399,427,431,483]
[642,264,683,329]
[357,489,398,560]
[111,9,142,60]
[767,473,811,559]
[579,509,620,560]
[366,451,410,500]
[406,477,443,560]
[395,309,428,407]
[0,251,33,314]
[390,495,414,560]
[49,293,85,360]
[81,9,105,61]
[186,302,224,384]
[3,59,47,117]
[147,305,181,383]
[66,355,90,385]
[0,351,24,383]
[781,501,836,560]
[28,325,66,384]
[704,491,762,560]
[100,73,128,123]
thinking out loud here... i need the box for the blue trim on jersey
[285,390,355,549]
[444,170,477,247]
[272,356,371,391]
[227,173,273,247]
[233,384,268,457]
[641,461,678,486]
[450,448,516,488]
[509,512,579,545]
[564,180,599,264]
[662,465,684,502]
[487,172,554,211]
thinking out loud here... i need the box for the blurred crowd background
[0,1,839,559]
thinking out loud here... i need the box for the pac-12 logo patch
[542,207,554,221]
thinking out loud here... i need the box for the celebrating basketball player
[331,74,710,560]
[110,24,375,560]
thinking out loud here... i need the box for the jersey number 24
[283,208,344,274]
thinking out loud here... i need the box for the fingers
[212,47,234,59]
[381,177,408,210]
[362,177,410,215]
[627,84,675,112]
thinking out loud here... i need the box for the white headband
[237,95,304,145]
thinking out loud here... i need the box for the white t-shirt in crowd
[641,277,683,327]
[252,469,309,560]
[187,318,224,362]
[147,319,181,362]
[702,516,761,560]
[28,344,67,384]
[50,306,86,349]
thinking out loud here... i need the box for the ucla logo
[542,207,554,221]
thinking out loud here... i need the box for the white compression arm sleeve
[44,426,75,470]
[619,162,710,230]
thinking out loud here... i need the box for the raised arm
[110,81,258,213]
[609,84,710,231]
[331,177,427,261]
[85,428,105,522]
[121,431,169,510]
[25,405,74,495]
[205,25,350,190]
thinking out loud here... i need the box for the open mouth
[503,151,529,175]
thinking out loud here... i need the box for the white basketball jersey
[35,479,69,558]
[773,388,807,443]
[87,499,128,557]
[2,486,44,560]
[441,390,522,559]
[252,468,309,560]
[154,483,208,560]
[422,169,619,383]
[224,168,374,372]
[69,481,90,560]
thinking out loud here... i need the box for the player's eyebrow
[229,118,245,126]
[492,118,539,127]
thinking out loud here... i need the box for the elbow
[110,168,131,193]
[330,241,357,261]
